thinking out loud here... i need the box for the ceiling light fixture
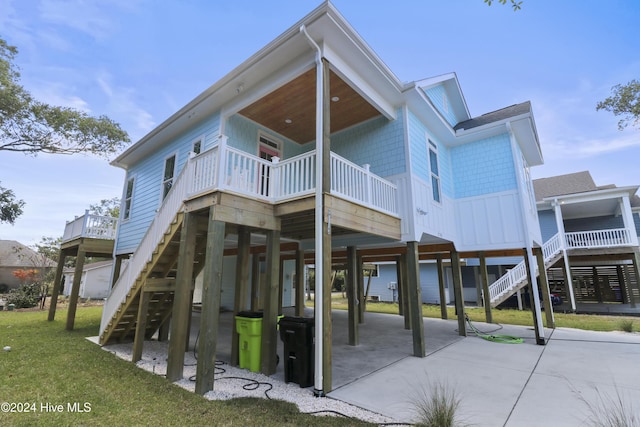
[331,96,340,102]
[285,118,292,124]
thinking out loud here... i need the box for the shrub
[412,380,467,427]
[0,283,9,294]
[6,282,42,308]
[618,319,634,333]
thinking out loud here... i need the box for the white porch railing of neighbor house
[564,228,632,249]
[62,210,118,243]
[189,143,398,214]
[488,227,636,304]
[100,159,194,335]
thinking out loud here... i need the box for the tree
[0,37,130,156]
[89,197,121,219]
[483,0,523,11]
[0,37,130,224]
[0,182,24,224]
[596,79,640,130]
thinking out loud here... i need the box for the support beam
[396,256,404,316]
[66,248,86,331]
[48,249,67,321]
[295,248,305,316]
[357,254,365,323]
[524,248,546,345]
[479,252,492,324]
[534,247,555,329]
[231,226,250,367]
[400,253,411,329]
[617,266,629,305]
[195,219,226,395]
[111,255,125,288]
[406,242,425,357]
[346,246,359,346]
[630,251,640,309]
[261,229,281,375]
[436,254,447,320]
[167,212,197,382]
[450,250,466,337]
[132,291,151,363]
[251,253,260,311]
[474,267,483,308]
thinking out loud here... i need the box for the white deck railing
[488,227,636,304]
[100,160,194,336]
[189,142,397,214]
[62,211,118,243]
[565,228,632,249]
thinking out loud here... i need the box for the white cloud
[96,71,156,140]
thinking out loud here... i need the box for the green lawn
[326,295,640,332]
[0,307,370,427]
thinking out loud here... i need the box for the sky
[1,0,639,246]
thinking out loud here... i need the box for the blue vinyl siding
[115,112,221,254]
[538,209,559,242]
[331,110,406,178]
[407,109,453,198]
[564,215,624,232]
[424,85,457,127]
[450,133,517,198]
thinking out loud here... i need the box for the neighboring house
[63,260,114,300]
[97,2,545,394]
[0,240,55,290]
[365,171,640,312]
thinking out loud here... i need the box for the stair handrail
[488,232,564,303]
[100,158,194,336]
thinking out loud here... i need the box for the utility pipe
[300,24,325,397]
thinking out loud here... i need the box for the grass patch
[325,297,640,332]
[0,307,370,426]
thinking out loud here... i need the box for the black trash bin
[278,316,314,388]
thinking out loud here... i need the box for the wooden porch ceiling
[238,69,382,144]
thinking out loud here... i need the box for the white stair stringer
[99,160,194,342]
[488,233,563,307]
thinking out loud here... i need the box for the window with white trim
[428,140,441,203]
[162,154,176,200]
[192,138,202,155]
[123,177,134,220]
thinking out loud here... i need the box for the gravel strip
[102,340,402,425]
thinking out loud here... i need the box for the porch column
[474,267,483,308]
[231,226,251,366]
[436,254,448,320]
[346,246,359,346]
[616,266,629,305]
[554,200,576,311]
[260,229,280,375]
[620,196,639,246]
[523,247,546,345]
[406,242,425,357]
[534,247,555,328]
[593,266,603,303]
[400,253,411,329]
[479,252,492,323]
[167,212,197,382]
[111,254,126,288]
[195,218,226,395]
[357,254,366,323]
[295,248,305,316]
[450,250,466,337]
[132,290,151,363]
[66,247,86,331]
[250,253,260,311]
[48,248,68,321]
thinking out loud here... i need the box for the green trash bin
[235,311,263,372]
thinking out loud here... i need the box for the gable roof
[533,171,597,202]
[454,102,532,132]
[0,240,56,268]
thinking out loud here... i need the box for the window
[192,137,202,155]
[428,140,441,203]
[162,154,176,200]
[123,177,134,220]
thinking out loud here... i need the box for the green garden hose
[465,315,524,344]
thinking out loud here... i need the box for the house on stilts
[48,1,550,395]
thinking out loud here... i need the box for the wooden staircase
[489,233,564,307]
[99,213,184,344]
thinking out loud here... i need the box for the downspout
[300,24,325,397]
[507,122,546,344]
